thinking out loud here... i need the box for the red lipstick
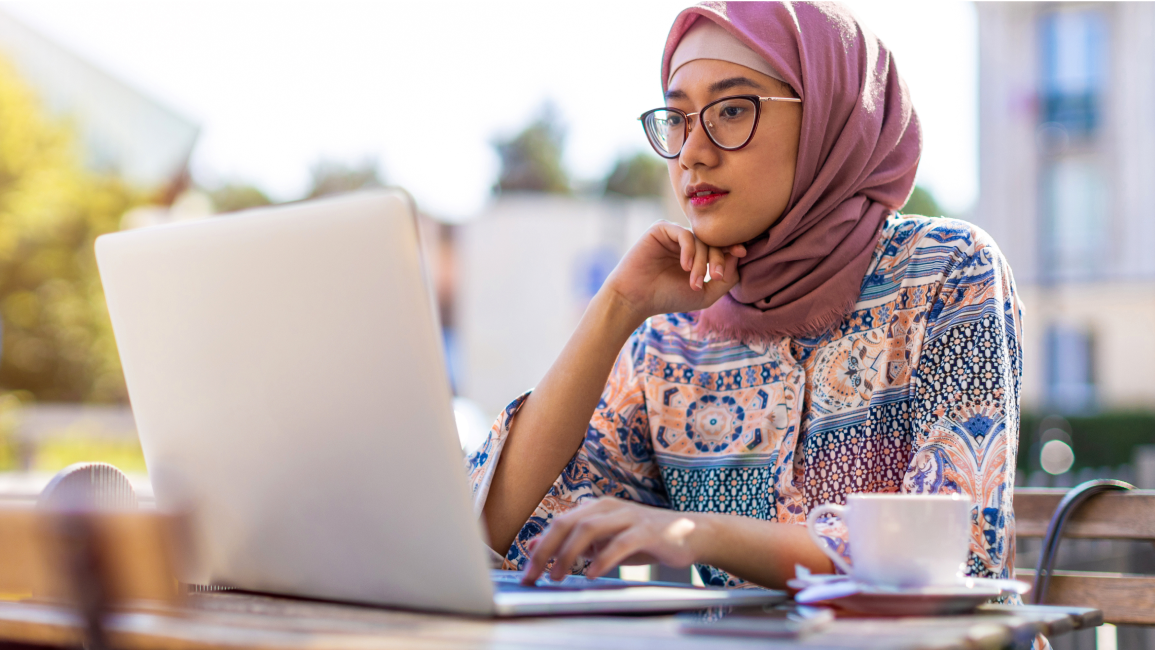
[686,183,729,208]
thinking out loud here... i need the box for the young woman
[468,2,1021,590]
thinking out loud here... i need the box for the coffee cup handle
[806,503,855,576]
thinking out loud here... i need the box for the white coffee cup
[805,493,972,588]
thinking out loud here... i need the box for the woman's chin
[687,223,750,249]
[689,208,781,248]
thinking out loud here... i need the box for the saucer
[790,570,1031,616]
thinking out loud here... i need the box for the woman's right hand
[603,221,747,323]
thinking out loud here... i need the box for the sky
[3,1,977,221]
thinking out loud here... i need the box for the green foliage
[900,185,944,218]
[306,158,384,199]
[33,433,147,474]
[0,56,142,403]
[1019,411,1155,472]
[493,104,570,194]
[207,182,273,213]
[603,151,669,199]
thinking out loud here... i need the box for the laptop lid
[96,190,497,615]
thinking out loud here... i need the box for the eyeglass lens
[644,110,686,157]
[644,97,758,157]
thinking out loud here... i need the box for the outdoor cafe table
[0,591,1101,650]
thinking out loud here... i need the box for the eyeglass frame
[637,94,803,159]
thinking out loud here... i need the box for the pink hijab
[663,2,922,341]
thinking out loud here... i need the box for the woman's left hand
[520,497,706,584]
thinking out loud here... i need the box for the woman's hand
[603,221,746,323]
[520,497,705,584]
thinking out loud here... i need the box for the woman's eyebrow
[664,76,766,102]
[709,76,765,94]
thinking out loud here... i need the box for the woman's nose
[679,114,720,169]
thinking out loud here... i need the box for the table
[0,592,1101,650]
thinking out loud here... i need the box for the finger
[522,500,621,584]
[650,221,683,253]
[703,253,742,304]
[691,237,708,290]
[676,226,696,273]
[723,250,741,284]
[586,529,649,579]
[522,515,580,584]
[708,247,726,283]
[549,512,632,581]
[726,243,748,258]
[521,540,549,584]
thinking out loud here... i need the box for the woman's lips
[689,191,728,207]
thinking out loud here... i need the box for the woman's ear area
[773,77,800,100]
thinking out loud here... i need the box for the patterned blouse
[467,214,1023,587]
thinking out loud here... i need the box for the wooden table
[0,592,1101,650]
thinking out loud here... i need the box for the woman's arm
[481,222,746,556]
[480,292,644,554]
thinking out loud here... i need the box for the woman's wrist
[686,512,723,568]
[682,512,833,588]
[589,285,649,341]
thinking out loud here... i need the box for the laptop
[94,190,785,616]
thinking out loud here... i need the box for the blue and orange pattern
[467,215,1023,588]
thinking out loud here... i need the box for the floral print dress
[467,215,1023,587]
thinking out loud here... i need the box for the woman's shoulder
[874,214,1011,280]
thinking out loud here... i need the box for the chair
[37,461,139,511]
[36,462,140,650]
[1015,480,1155,625]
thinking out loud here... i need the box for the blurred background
[0,1,1149,644]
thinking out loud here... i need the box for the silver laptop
[94,190,785,616]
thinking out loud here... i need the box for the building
[973,3,1155,413]
[454,195,681,419]
[0,9,199,202]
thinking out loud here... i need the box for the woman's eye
[720,105,747,119]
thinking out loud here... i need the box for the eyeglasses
[637,94,802,159]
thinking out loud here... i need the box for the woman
[468,1,1021,590]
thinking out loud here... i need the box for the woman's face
[665,59,802,248]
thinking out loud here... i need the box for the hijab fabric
[662,2,922,341]
[668,19,786,84]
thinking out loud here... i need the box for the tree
[0,56,142,403]
[901,185,945,218]
[603,151,669,199]
[306,158,384,199]
[207,182,273,213]
[492,104,570,194]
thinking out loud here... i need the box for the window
[1039,9,1107,137]
[1045,323,1096,412]
[1041,157,1108,280]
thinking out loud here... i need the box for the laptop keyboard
[490,570,646,592]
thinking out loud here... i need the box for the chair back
[1015,482,1155,625]
[37,462,138,511]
